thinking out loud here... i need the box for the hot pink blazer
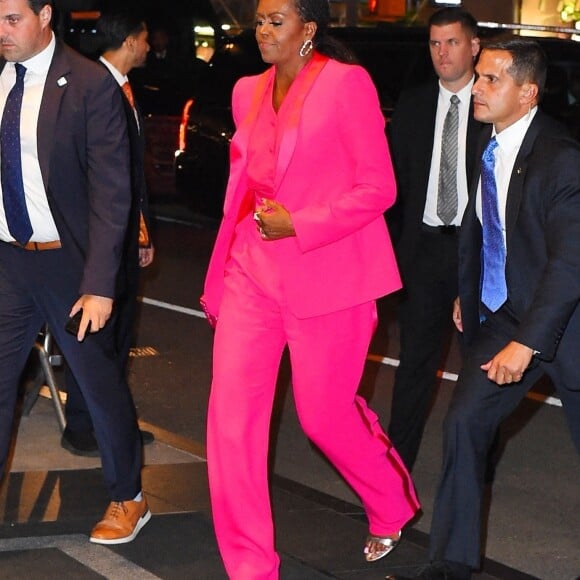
[202,55,401,320]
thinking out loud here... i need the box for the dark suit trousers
[0,243,142,500]
[64,263,139,433]
[388,228,459,470]
[429,306,580,569]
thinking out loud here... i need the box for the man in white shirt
[387,7,483,471]
[395,38,580,580]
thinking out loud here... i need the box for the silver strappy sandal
[363,530,402,562]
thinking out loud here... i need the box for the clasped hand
[253,198,295,240]
[453,298,533,386]
[480,341,534,386]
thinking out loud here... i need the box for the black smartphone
[65,310,91,336]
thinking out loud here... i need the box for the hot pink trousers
[207,266,419,579]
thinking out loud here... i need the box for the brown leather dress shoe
[90,497,151,544]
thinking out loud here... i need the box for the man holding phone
[0,0,149,544]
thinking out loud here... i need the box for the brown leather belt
[9,240,62,251]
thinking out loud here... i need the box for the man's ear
[40,4,52,26]
[471,36,480,59]
[124,35,136,52]
[521,82,539,106]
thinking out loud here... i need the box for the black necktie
[480,137,507,311]
[1,63,33,245]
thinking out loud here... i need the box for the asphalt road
[129,201,579,580]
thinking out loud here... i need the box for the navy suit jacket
[0,40,131,299]
[458,111,580,361]
[387,80,484,276]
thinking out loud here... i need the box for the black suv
[175,25,580,218]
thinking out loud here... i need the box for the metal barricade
[21,325,66,432]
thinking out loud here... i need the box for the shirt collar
[99,56,128,86]
[439,75,475,104]
[493,106,538,154]
[19,31,56,75]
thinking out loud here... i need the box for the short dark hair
[428,7,478,38]
[28,0,52,14]
[97,8,146,52]
[483,38,547,98]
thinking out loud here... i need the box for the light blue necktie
[1,63,33,245]
[480,136,507,312]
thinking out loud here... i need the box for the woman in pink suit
[202,0,419,577]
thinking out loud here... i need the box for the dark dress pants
[0,243,142,500]
[388,228,458,470]
[429,305,580,569]
[64,270,138,433]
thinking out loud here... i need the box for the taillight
[178,98,195,151]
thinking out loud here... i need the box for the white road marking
[140,296,206,318]
[139,298,563,408]
[0,534,162,579]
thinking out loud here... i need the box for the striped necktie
[437,94,460,225]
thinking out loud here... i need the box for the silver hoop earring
[299,39,313,57]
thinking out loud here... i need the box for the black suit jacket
[1,41,131,299]
[458,111,580,360]
[387,80,484,276]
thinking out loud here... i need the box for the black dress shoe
[61,426,99,457]
[61,427,154,457]
[140,429,155,445]
[386,561,471,579]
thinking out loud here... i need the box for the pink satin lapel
[224,68,274,217]
[225,54,329,216]
[274,53,329,193]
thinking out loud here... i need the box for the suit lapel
[415,83,438,202]
[273,53,329,193]
[465,99,484,189]
[464,124,491,237]
[505,113,543,249]
[37,41,70,193]
[223,68,273,216]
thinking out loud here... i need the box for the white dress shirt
[99,56,140,132]
[0,33,59,242]
[423,77,474,227]
[476,107,538,248]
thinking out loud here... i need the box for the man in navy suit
[60,7,156,456]
[387,7,483,471]
[395,39,580,580]
[0,0,149,544]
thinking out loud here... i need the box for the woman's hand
[253,199,296,241]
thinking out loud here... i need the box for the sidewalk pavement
[0,392,540,580]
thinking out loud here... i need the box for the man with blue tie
[393,38,580,580]
[0,0,149,544]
